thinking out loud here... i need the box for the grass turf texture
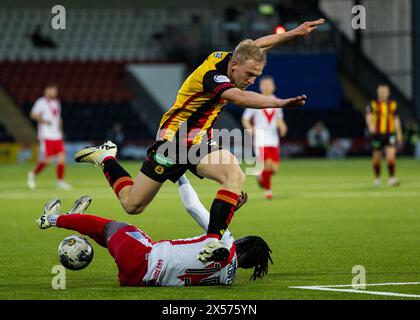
[0,158,419,300]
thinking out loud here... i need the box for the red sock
[373,161,381,178]
[267,171,273,190]
[57,163,65,180]
[34,162,46,175]
[261,170,271,190]
[57,214,113,247]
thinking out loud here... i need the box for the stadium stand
[0,123,14,142]
[0,3,406,156]
[0,61,134,105]
[17,101,153,143]
[0,8,215,61]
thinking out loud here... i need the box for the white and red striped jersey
[31,97,63,141]
[143,233,237,286]
[242,102,283,148]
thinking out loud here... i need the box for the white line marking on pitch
[289,282,420,298]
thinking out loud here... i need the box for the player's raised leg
[37,196,113,247]
[66,195,92,214]
[195,149,245,262]
[74,141,162,214]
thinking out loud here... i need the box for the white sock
[98,153,115,164]
[48,215,59,226]
[178,183,210,230]
[204,235,220,245]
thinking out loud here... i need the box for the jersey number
[182,263,221,286]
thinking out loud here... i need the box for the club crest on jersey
[213,52,223,59]
[154,165,165,175]
[213,75,230,83]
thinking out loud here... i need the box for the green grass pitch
[0,158,419,300]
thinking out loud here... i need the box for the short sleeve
[391,101,399,116]
[203,70,234,96]
[242,108,255,120]
[31,98,44,115]
[277,109,284,120]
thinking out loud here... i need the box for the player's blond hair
[232,39,266,65]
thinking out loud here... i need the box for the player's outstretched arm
[255,18,325,52]
[178,175,210,232]
[221,87,307,110]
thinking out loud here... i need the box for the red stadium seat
[1,61,134,105]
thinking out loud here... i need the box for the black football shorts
[371,134,396,150]
[140,140,221,183]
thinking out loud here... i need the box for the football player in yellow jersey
[75,18,325,263]
[366,84,403,187]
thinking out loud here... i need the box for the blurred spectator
[307,121,330,157]
[403,118,420,156]
[30,25,57,49]
[327,138,352,159]
[18,144,33,164]
[107,122,125,147]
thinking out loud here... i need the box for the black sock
[102,158,133,196]
[207,190,239,239]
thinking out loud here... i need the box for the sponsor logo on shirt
[152,259,164,283]
[213,75,230,83]
[225,259,237,284]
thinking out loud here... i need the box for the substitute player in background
[366,84,403,187]
[27,83,71,190]
[37,175,272,286]
[242,76,287,199]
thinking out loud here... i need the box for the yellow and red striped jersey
[157,51,235,145]
[366,100,398,134]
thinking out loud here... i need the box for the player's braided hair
[235,235,273,281]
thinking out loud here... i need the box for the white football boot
[37,198,61,229]
[66,195,92,214]
[264,189,273,200]
[74,140,117,167]
[388,177,400,187]
[57,180,73,190]
[197,239,230,263]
